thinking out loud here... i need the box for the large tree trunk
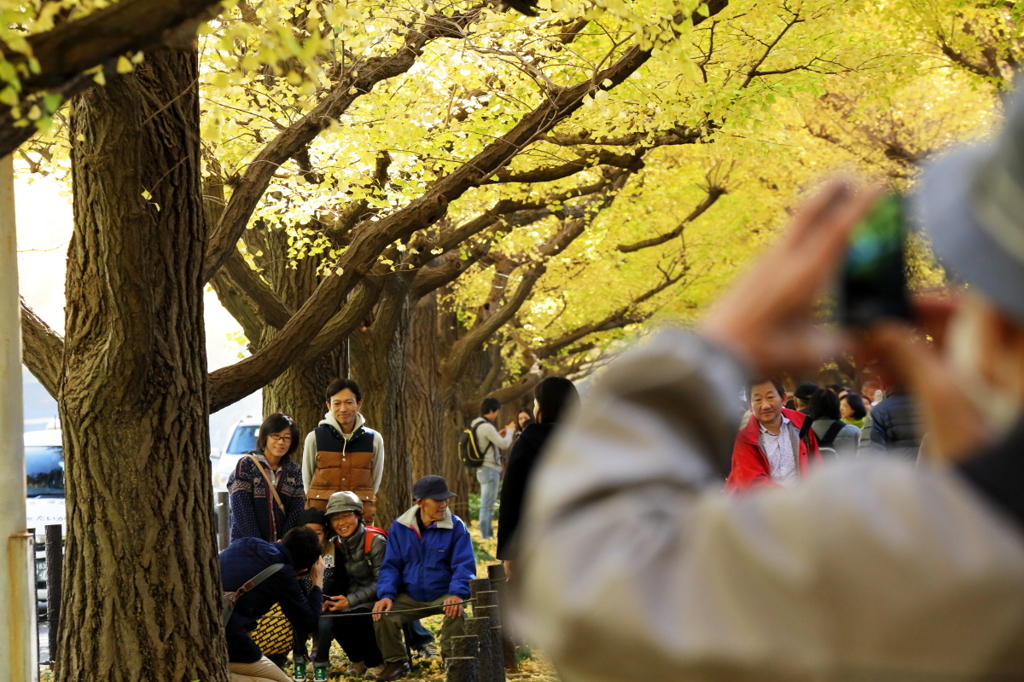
[404,294,446,483]
[348,275,414,528]
[57,45,228,681]
[403,291,475,521]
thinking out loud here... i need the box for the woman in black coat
[496,377,580,574]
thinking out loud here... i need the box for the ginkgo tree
[7,0,1015,677]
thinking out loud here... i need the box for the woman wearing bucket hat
[311,491,387,680]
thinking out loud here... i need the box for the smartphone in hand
[838,192,914,327]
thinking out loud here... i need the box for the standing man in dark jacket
[221,526,325,682]
[860,385,923,459]
[371,476,476,681]
[497,377,580,574]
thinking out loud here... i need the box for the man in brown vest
[301,378,385,523]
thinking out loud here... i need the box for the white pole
[0,154,37,681]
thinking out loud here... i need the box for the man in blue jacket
[371,476,476,681]
[221,526,325,682]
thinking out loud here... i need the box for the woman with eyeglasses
[227,412,306,543]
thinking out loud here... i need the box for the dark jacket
[377,506,476,602]
[860,394,922,459]
[220,537,323,663]
[330,524,387,610]
[497,422,556,560]
[227,451,305,542]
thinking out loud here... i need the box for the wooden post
[473,590,498,611]
[474,605,505,682]
[469,577,491,602]
[217,491,230,551]
[45,523,63,663]
[487,564,519,672]
[466,617,496,682]
[450,634,479,659]
[445,656,480,682]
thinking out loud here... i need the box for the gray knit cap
[325,490,363,516]
[914,80,1024,320]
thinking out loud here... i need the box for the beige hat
[325,490,363,516]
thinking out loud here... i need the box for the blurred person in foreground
[514,90,1024,680]
[496,377,580,576]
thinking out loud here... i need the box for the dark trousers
[404,620,434,649]
[326,612,384,667]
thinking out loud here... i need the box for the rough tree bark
[56,44,227,681]
[349,275,415,528]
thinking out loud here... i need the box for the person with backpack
[466,397,515,539]
[220,526,325,682]
[808,388,860,458]
[228,413,306,543]
[303,491,389,681]
[727,378,822,489]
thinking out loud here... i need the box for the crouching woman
[318,491,387,679]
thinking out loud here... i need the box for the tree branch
[478,149,643,185]
[534,268,686,359]
[21,298,64,399]
[223,247,294,328]
[0,0,222,158]
[617,185,725,252]
[441,210,592,384]
[202,8,483,283]
[209,270,266,345]
[204,0,730,410]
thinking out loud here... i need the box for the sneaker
[364,664,386,679]
[417,643,441,660]
[314,666,329,681]
[293,659,307,681]
[344,661,367,677]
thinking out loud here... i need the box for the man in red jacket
[727,378,821,489]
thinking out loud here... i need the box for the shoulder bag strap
[247,454,286,514]
[222,562,284,626]
[821,420,845,446]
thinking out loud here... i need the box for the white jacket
[515,330,1024,681]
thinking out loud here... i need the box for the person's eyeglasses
[268,434,292,443]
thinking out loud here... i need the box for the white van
[210,418,262,492]
[25,427,65,538]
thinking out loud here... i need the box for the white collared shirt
[760,416,797,486]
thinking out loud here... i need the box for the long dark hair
[809,388,841,421]
[535,377,580,424]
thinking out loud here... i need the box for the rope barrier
[263,598,475,620]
